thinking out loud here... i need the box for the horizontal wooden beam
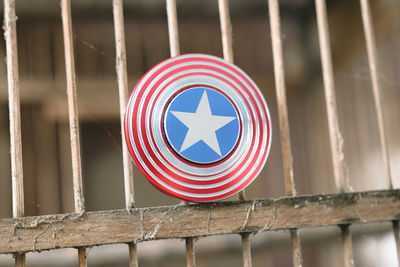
[0,189,399,254]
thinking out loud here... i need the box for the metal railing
[2,0,399,267]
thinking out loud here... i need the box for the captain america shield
[124,54,272,202]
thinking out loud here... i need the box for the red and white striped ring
[124,54,271,202]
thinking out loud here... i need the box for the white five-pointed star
[171,90,236,156]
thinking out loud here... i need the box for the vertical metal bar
[128,243,138,267]
[166,0,180,58]
[268,0,296,198]
[268,0,302,266]
[112,0,138,265]
[315,0,347,193]
[61,0,85,214]
[241,233,252,267]
[14,255,25,267]
[360,0,392,191]
[290,230,303,267]
[78,248,87,266]
[113,0,135,211]
[359,1,400,265]
[393,221,400,267]
[315,1,354,267]
[165,2,196,266]
[3,0,25,266]
[340,225,355,267]
[218,0,234,63]
[61,0,86,266]
[238,190,246,201]
[218,0,245,202]
[185,238,196,267]
[4,0,24,221]
[218,1,252,266]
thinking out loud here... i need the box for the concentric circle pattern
[124,54,272,202]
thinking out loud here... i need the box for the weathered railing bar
[393,221,400,266]
[60,0,85,214]
[241,233,252,267]
[129,243,138,267]
[218,0,234,63]
[4,0,26,266]
[360,0,392,189]
[218,1,251,265]
[315,0,348,193]
[268,0,303,265]
[290,229,303,267]
[60,0,86,266]
[112,0,135,211]
[315,0,354,266]
[185,238,196,267]
[165,2,196,266]
[340,224,355,267]
[112,0,138,265]
[1,189,399,254]
[4,0,24,221]
[268,0,296,198]
[78,248,87,267]
[359,1,400,265]
[166,0,180,58]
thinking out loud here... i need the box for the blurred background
[0,0,400,266]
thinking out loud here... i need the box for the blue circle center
[164,87,240,164]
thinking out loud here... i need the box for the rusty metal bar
[61,0,86,266]
[3,0,25,266]
[165,2,196,266]
[241,233,252,267]
[128,243,138,267]
[185,238,196,267]
[290,230,303,267]
[218,1,252,265]
[112,0,138,265]
[218,0,234,63]
[166,0,180,57]
[315,0,354,266]
[268,0,303,265]
[393,221,400,266]
[112,0,135,210]
[4,0,24,220]
[218,0,246,201]
[359,1,399,264]
[78,248,87,266]
[340,225,355,267]
[61,0,85,214]
[268,0,297,197]
[268,0,296,196]
[359,0,392,191]
[315,0,348,193]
